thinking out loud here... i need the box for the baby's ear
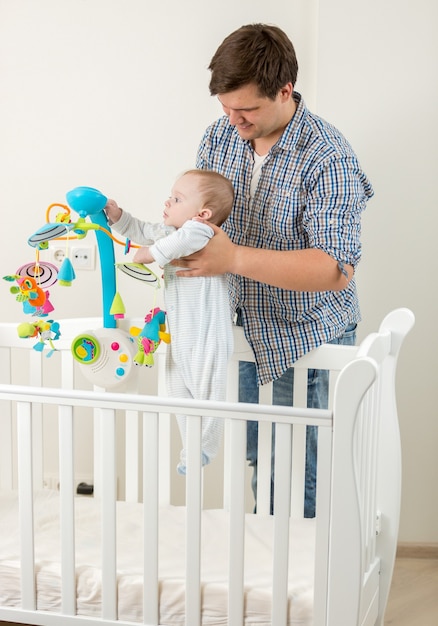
[199,208,213,220]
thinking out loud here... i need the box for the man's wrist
[231,243,246,276]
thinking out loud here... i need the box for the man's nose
[228,110,244,126]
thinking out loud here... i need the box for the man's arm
[173,224,352,292]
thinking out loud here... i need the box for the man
[175,23,373,517]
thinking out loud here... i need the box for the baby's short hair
[182,169,234,226]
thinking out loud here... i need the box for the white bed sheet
[0,490,315,625]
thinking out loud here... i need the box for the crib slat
[100,408,117,621]
[0,347,13,489]
[313,424,332,625]
[0,407,13,489]
[313,365,339,624]
[158,411,172,506]
[157,350,172,505]
[227,419,246,625]
[290,368,307,517]
[256,421,272,514]
[185,416,202,626]
[257,382,273,515]
[16,401,36,611]
[29,350,44,489]
[58,404,76,615]
[290,424,306,517]
[125,410,140,502]
[143,411,159,625]
[272,422,292,626]
[223,420,232,511]
[223,357,240,510]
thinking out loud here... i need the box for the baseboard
[396,542,438,559]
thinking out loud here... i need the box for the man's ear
[279,82,293,101]
[198,208,213,220]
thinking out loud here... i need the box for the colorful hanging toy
[4,186,170,383]
[130,307,171,367]
[17,319,61,357]
[3,261,60,356]
[4,274,55,316]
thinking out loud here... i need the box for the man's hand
[172,223,236,277]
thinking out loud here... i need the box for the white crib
[0,307,414,626]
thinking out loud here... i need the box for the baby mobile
[3,186,170,388]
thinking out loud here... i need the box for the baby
[105,169,234,474]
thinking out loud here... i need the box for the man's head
[163,170,234,228]
[208,25,298,149]
[208,24,298,99]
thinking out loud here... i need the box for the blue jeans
[239,323,357,518]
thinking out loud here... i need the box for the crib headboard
[0,307,414,626]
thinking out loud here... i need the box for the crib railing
[0,313,408,524]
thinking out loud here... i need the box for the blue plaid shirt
[196,93,374,385]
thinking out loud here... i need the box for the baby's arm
[104,199,175,244]
[150,220,213,266]
[133,246,155,265]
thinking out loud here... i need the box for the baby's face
[162,174,204,228]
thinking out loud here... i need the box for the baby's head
[163,169,234,228]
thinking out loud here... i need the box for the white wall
[316,0,438,543]
[1,0,436,542]
[0,0,318,321]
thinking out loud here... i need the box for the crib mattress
[0,490,315,625]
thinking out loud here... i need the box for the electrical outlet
[71,246,96,270]
[48,244,66,264]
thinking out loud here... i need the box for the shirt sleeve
[149,220,214,266]
[110,210,175,245]
[304,156,373,268]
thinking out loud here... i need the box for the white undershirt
[250,152,268,201]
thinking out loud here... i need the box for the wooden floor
[384,557,438,625]
[0,557,437,626]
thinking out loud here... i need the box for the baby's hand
[133,246,155,265]
[104,199,122,224]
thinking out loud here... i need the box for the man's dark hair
[208,24,299,100]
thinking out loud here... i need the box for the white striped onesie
[111,211,234,473]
